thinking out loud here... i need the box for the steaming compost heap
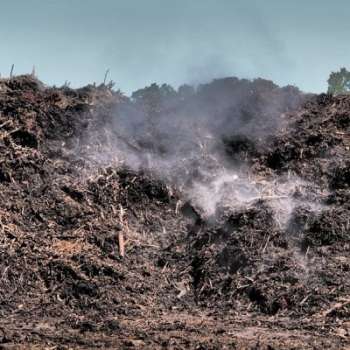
[0,76,349,349]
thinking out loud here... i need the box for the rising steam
[85,77,320,226]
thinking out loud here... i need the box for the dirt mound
[0,76,349,349]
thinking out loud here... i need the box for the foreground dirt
[0,76,349,349]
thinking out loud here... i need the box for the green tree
[327,68,350,95]
[131,83,177,116]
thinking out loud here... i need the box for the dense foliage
[328,67,350,95]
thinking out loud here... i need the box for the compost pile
[0,76,349,349]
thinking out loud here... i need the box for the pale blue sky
[0,0,349,94]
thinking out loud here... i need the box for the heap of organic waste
[0,75,349,349]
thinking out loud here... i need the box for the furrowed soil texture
[0,76,349,349]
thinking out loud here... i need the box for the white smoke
[82,77,317,228]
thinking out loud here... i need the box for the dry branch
[118,231,125,258]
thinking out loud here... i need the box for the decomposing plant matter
[0,75,349,349]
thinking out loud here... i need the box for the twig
[317,298,350,318]
[118,231,125,258]
[262,234,270,253]
[10,64,14,78]
[0,120,12,129]
[118,204,127,258]
[249,195,289,202]
[175,200,181,215]
[103,69,110,85]
[300,295,309,306]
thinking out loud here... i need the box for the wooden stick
[118,231,125,258]
[315,298,350,318]
[248,195,289,202]
[103,69,110,85]
[10,64,14,78]
[0,120,12,129]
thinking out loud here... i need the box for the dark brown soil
[0,76,349,349]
